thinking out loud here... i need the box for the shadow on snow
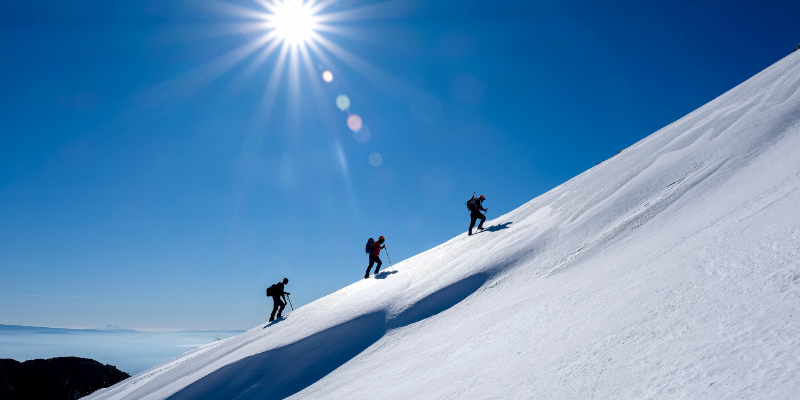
[485,222,512,232]
[374,270,398,279]
[168,273,489,400]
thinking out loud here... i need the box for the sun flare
[161,0,403,197]
[271,0,317,45]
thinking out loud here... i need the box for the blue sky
[1,0,798,330]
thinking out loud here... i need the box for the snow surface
[87,52,800,399]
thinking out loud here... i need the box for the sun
[271,0,317,45]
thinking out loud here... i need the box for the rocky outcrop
[0,357,129,400]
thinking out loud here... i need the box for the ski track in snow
[88,52,800,400]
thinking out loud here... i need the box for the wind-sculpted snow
[89,52,800,399]
[548,158,729,276]
[167,313,388,400]
[167,274,488,399]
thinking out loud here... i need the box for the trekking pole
[286,294,294,311]
[384,246,397,272]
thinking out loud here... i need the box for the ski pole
[286,294,294,311]
[384,246,397,272]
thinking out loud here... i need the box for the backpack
[466,196,477,212]
[266,283,278,297]
[365,238,374,255]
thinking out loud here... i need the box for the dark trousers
[366,254,382,276]
[469,211,486,232]
[270,296,286,320]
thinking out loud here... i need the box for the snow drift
[88,52,800,399]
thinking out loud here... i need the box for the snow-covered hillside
[88,52,800,399]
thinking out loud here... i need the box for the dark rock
[0,357,129,400]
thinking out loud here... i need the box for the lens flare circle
[273,0,316,45]
[336,94,351,111]
[369,152,383,167]
[347,114,363,132]
[354,126,371,143]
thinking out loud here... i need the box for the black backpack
[266,283,278,297]
[365,238,374,254]
[466,195,477,212]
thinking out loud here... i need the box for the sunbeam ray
[308,0,339,15]
[315,0,415,23]
[230,42,291,223]
[137,30,275,112]
[233,30,284,90]
[214,0,273,20]
[310,33,424,104]
[299,43,350,177]
[287,45,303,126]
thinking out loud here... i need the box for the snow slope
[88,52,800,399]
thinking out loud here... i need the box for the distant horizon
[0,323,246,333]
[0,323,245,375]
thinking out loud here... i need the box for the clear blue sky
[1,0,798,330]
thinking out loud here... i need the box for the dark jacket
[272,282,289,297]
[474,198,487,212]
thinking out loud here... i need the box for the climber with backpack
[466,193,488,236]
[364,236,386,279]
[266,278,290,322]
